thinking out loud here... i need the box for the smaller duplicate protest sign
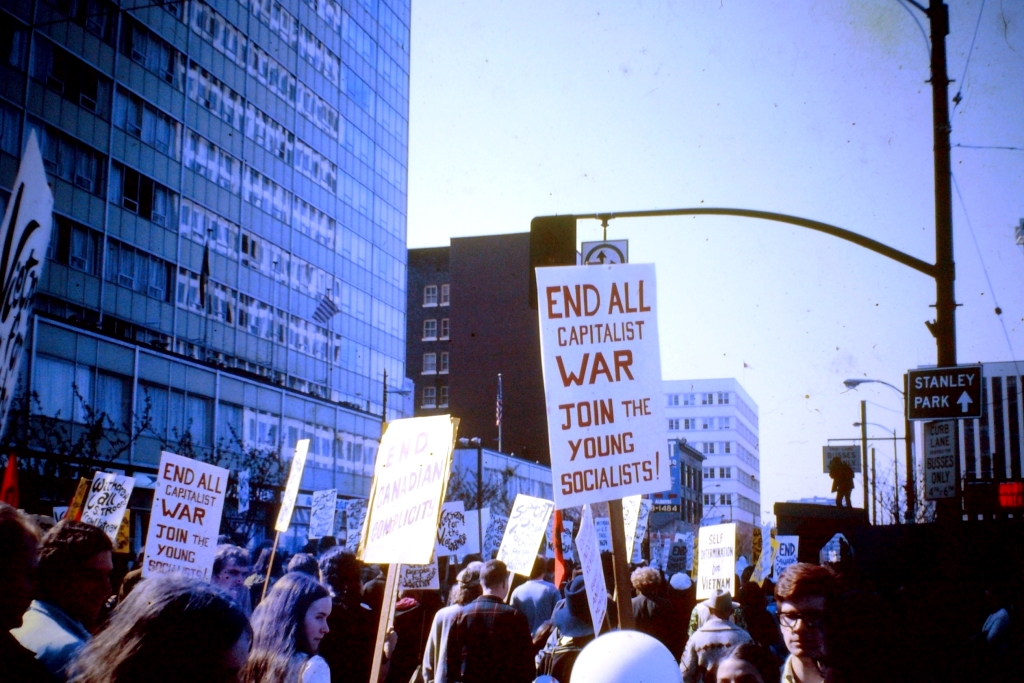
[576,504,608,636]
[80,473,135,544]
[773,536,799,581]
[359,415,457,565]
[308,488,337,540]
[276,439,310,532]
[436,501,469,557]
[399,560,440,591]
[696,523,736,599]
[144,452,228,579]
[924,420,957,500]
[497,494,555,576]
[537,263,669,508]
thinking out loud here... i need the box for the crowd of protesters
[2,500,1020,683]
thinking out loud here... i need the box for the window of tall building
[440,318,449,339]
[110,163,175,226]
[684,418,696,430]
[48,216,100,275]
[668,394,679,406]
[32,38,111,118]
[718,417,731,429]
[705,468,715,479]
[422,319,437,340]
[668,418,680,430]
[120,19,180,86]
[702,393,714,405]
[439,386,449,408]
[683,393,695,406]
[105,240,172,302]
[440,284,450,305]
[0,99,21,156]
[183,131,240,192]
[423,285,438,306]
[703,442,715,454]
[422,386,436,408]
[701,418,711,430]
[27,120,105,195]
[723,441,732,453]
[439,352,449,374]
[114,88,180,158]
[719,467,731,478]
[422,353,436,374]
[718,392,731,405]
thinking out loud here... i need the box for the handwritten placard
[436,501,469,556]
[622,495,652,563]
[399,559,440,590]
[308,488,337,540]
[344,499,367,553]
[576,504,608,636]
[276,439,309,532]
[595,517,612,552]
[483,512,508,561]
[497,494,555,576]
[80,473,135,544]
[773,536,799,581]
[144,452,228,580]
[696,523,736,599]
[237,470,250,515]
[66,478,90,522]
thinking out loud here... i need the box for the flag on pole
[1,454,18,507]
[496,374,503,427]
[312,294,340,325]
[199,243,211,308]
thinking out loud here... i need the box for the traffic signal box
[529,215,577,309]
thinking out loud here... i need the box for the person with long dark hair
[68,575,251,683]
[241,572,333,683]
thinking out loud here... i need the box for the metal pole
[893,429,901,524]
[861,401,869,514]
[476,441,484,553]
[871,447,877,525]
[904,374,916,523]
[381,368,388,424]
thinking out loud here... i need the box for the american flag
[495,373,503,427]
[312,294,340,324]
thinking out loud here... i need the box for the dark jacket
[445,595,535,683]
[0,632,57,683]
[632,593,682,658]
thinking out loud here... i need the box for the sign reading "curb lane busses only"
[537,263,669,509]
[907,365,983,421]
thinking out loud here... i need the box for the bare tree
[445,463,520,517]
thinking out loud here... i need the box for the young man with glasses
[774,563,838,683]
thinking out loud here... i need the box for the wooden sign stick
[369,564,400,683]
[260,532,280,603]
[607,498,635,630]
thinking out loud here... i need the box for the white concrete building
[664,378,761,528]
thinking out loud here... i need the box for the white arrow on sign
[957,391,973,413]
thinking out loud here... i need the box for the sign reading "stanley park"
[906,365,983,421]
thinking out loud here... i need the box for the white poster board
[359,416,457,565]
[497,494,555,576]
[276,439,309,532]
[237,470,250,515]
[483,512,508,560]
[344,499,368,552]
[924,420,956,500]
[536,264,669,508]
[80,473,135,544]
[399,559,441,591]
[696,523,736,599]
[773,535,799,581]
[308,488,337,540]
[436,501,470,556]
[595,517,612,552]
[576,504,608,636]
[0,132,54,438]
[144,452,229,579]
[622,495,652,563]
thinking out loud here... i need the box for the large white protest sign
[924,420,956,500]
[308,489,337,540]
[359,416,457,564]
[0,132,54,438]
[536,264,669,508]
[497,494,555,576]
[80,473,135,544]
[622,495,652,563]
[576,504,608,636]
[276,439,309,532]
[773,536,799,581]
[436,501,470,556]
[595,517,612,552]
[399,560,440,591]
[144,452,228,579]
[696,523,736,599]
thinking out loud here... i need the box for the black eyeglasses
[779,610,825,629]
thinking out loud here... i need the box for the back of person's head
[69,575,250,683]
[718,643,780,683]
[454,561,484,605]
[286,553,320,579]
[318,546,361,599]
[252,545,284,578]
[480,559,509,590]
[529,554,546,580]
[0,502,41,630]
[38,519,113,617]
[243,572,330,683]
[213,544,251,575]
[631,566,662,597]
[775,563,837,604]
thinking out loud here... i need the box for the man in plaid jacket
[445,560,535,683]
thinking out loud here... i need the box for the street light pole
[860,401,869,513]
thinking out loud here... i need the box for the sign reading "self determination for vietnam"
[537,263,669,508]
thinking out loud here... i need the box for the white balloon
[572,631,682,683]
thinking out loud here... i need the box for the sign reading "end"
[907,365,983,421]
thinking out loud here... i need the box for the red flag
[1,454,18,508]
[553,509,568,589]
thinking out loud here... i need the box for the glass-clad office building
[0,0,410,542]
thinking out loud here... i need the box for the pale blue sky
[406,0,1024,514]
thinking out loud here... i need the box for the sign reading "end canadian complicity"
[537,263,669,508]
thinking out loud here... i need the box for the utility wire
[954,143,1024,152]
[952,0,987,112]
[895,0,931,58]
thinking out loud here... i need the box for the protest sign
[276,439,309,532]
[436,501,469,556]
[0,132,54,438]
[561,520,575,562]
[144,451,228,579]
[497,494,555,576]
[595,517,612,552]
[308,489,337,540]
[483,512,508,561]
[622,495,652,563]
[679,532,695,571]
[461,508,488,560]
[345,499,368,552]
[773,536,799,581]
[696,523,736,599]
[399,559,440,591]
[536,264,669,508]
[752,524,775,586]
[666,536,689,576]
[576,504,608,636]
[237,470,250,514]
[114,511,131,554]
[80,473,135,544]
[359,415,457,565]
[924,420,956,500]
[67,478,90,522]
